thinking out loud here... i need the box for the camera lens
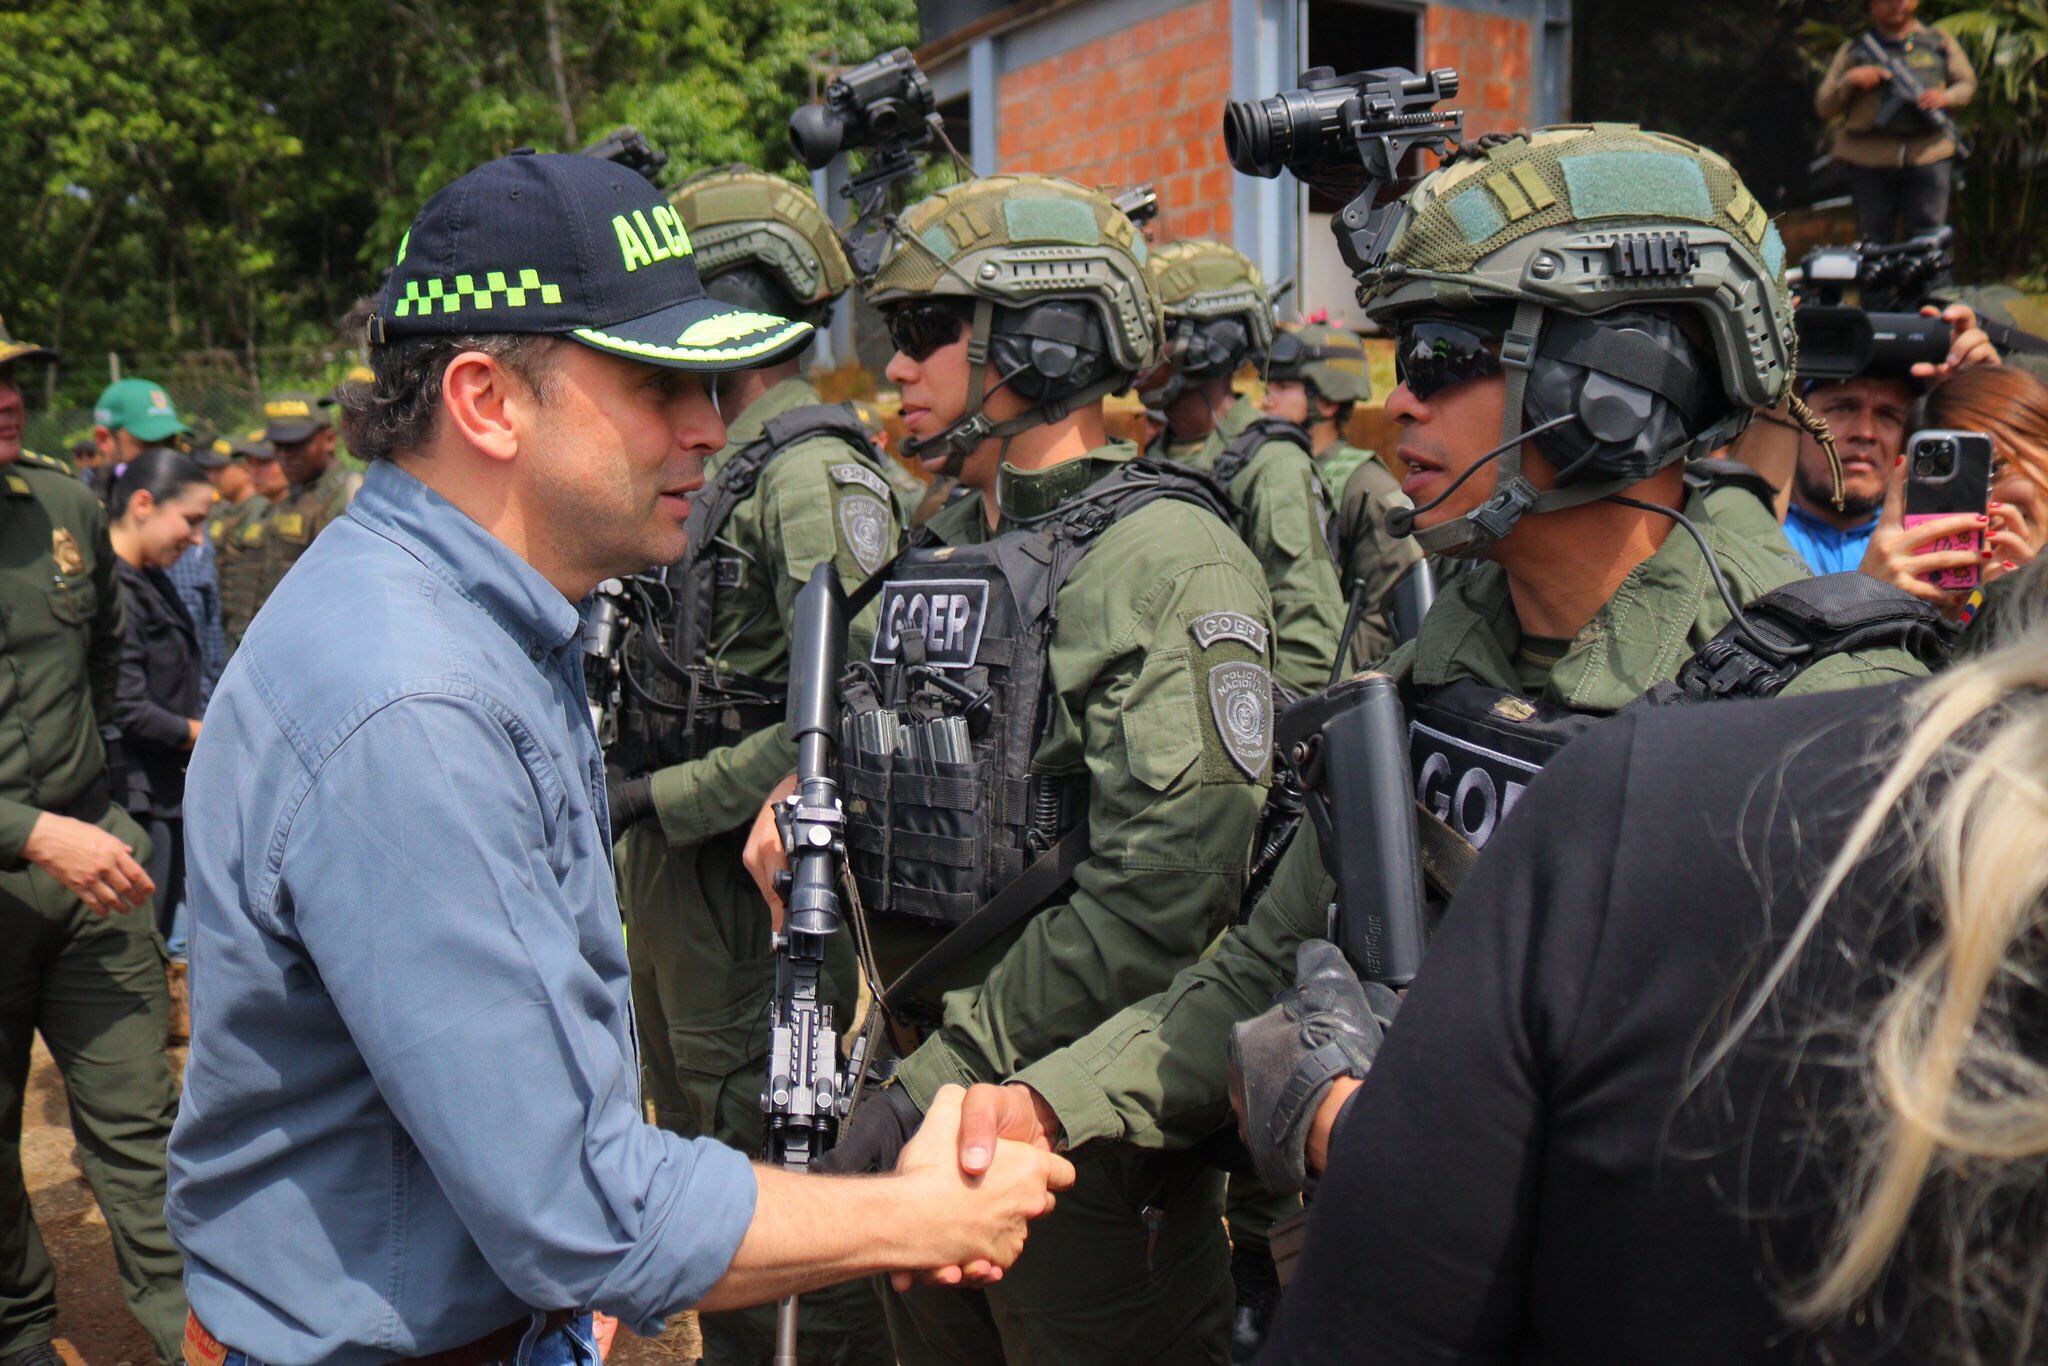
[1222,98,1286,178]
[1915,456,1938,476]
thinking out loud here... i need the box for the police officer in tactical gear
[1142,241,1347,696]
[743,174,1278,1365]
[943,122,1940,1231]
[603,164,902,1366]
[1261,321,1424,669]
[244,392,362,625]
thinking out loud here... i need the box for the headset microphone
[1383,412,1576,539]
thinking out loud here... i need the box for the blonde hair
[1706,583,2048,1355]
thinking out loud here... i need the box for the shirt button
[529,645,545,661]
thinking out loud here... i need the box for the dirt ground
[22,1038,700,1364]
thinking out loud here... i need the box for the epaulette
[15,448,74,476]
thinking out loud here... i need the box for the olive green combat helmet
[670,166,855,326]
[1360,124,1801,555]
[1265,320,1372,406]
[865,173,1160,469]
[1143,239,1274,406]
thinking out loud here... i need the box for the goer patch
[1208,660,1272,779]
[831,462,892,500]
[1409,721,1543,850]
[838,494,892,576]
[872,579,988,669]
[1190,610,1269,655]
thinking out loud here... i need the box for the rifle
[1855,32,1971,159]
[762,564,869,1362]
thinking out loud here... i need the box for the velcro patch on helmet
[1558,151,1712,221]
[1004,197,1100,246]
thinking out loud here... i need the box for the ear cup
[1524,309,1711,485]
[990,301,1111,405]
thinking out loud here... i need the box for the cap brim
[569,296,814,374]
[262,421,325,444]
[0,341,58,367]
[128,415,191,442]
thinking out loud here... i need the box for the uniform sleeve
[114,586,199,751]
[1015,820,1333,1151]
[1941,28,1976,105]
[1815,43,1856,119]
[891,551,1273,1109]
[1236,443,1347,696]
[88,501,126,731]
[287,695,758,1330]
[647,443,901,848]
[1337,461,1424,671]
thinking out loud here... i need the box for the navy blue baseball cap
[368,150,815,372]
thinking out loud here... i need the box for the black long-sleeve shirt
[1267,682,1998,1365]
[113,557,202,818]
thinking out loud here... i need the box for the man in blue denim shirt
[168,151,1071,1366]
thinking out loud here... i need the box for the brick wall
[995,0,1235,241]
[1424,7,1535,138]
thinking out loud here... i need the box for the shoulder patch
[51,527,85,575]
[1208,660,1273,780]
[838,493,892,576]
[1190,609,1270,654]
[5,473,29,497]
[830,462,892,500]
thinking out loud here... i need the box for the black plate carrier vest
[841,457,1235,929]
[611,403,890,775]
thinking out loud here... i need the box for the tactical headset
[1386,304,1730,555]
[1140,315,1256,409]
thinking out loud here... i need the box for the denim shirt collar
[347,461,584,658]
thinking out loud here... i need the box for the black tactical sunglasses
[886,301,973,362]
[1394,318,1505,401]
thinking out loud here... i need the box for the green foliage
[0,0,915,420]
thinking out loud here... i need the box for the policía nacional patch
[51,527,85,576]
[830,462,892,500]
[838,493,892,575]
[1208,660,1273,779]
[1190,610,1269,654]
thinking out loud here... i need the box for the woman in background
[107,448,212,1042]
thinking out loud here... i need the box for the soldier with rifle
[1815,0,1976,246]
[942,100,1944,1300]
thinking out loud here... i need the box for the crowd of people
[2,2,2047,1365]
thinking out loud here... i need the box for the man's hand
[741,773,798,929]
[1847,64,1892,90]
[183,718,203,750]
[21,812,154,915]
[1912,303,2001,382]
[1227,940,1395,1194]
[1305,1076,1364,1176]
[1917,86,1951,111]
[957,1083,1059,1176]
[890,1085,1076,1292]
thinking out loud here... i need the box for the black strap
[1212,417,1312,493]
[1542,315,1705,417]
[881,823,1092,1015]
[1683,456,1779,512]
[1671,572,1953,701]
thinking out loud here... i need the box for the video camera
[1223,66,1463,281]
[789,48,951,278]
[1790,229,1952,382]
[580,126,669,184]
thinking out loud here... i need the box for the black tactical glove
[605,774,654,837]
[813,1082,922,1175]
[1227,939,1398,1194]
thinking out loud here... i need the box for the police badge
[838,494,891,576]
[51,527,85,576]
[1208,660,1272,779]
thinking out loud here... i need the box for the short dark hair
[339,315,561,463]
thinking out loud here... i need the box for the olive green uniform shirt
[0,453,126,863]
[886,443,1278,1112]
[1168,398,1347,696]
[210,492,270,644]
[1015,485,1930,1150]
[248,462,361,621]
[1317,441,1372,506]
[1816,21,1976,167]
[1334,449,1425,671]
[627,376,903,847]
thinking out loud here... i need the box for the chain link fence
[25,343,366,457]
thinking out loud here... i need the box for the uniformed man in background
[0,316,185,1366]
[744,174,1277,1365]
[1260,320,1423,671]
[214,435,280,647]
[603,165,902,1366]
[1142,241,1346,696]
[246,392,360,623]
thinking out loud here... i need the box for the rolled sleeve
[287,694,757,1329]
